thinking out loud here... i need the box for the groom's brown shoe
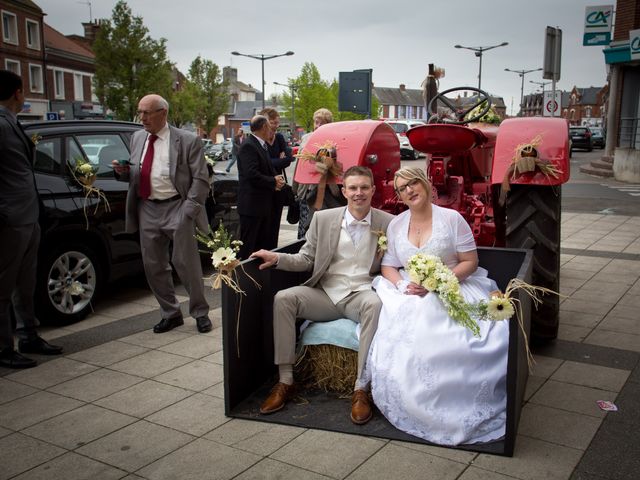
[259,382,296,414]
[351,389,373,425]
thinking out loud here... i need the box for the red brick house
[44,23,102,119]
[0,0,48,119]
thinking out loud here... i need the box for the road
[397,149,640,217]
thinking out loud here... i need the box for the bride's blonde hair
[394,167,432,198]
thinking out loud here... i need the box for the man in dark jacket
[0,70,62,368]
[236,115,285,259]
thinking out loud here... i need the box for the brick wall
[613,0,640,41]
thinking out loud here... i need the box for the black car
[569,126,593,152]
[23,120,238,324]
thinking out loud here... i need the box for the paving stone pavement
[0,214,639,480]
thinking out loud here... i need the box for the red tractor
[295,86,570,342]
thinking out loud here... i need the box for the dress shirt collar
[251,133,268,150]
[344,208,372,226]
[150,123,170,142]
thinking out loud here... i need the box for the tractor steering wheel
[427,87,492,125]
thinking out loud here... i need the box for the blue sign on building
[46,112,60,121]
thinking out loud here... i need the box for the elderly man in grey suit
[0,70,62,368]
[251,166,394,424]
[113,94,212,334]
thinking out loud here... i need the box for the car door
[72,132,140,265]
[32,136,86,234]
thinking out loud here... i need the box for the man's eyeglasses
[136,108,164,117]
[396,178,421,194]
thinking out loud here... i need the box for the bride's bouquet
[406,253,519,337]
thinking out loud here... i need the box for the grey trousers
[273,286,381,389]
[0,223,40,349]
[138,199,209,320]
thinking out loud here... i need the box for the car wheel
[36,243,102,324]
[412,149,420,160]
[505,185,561,342]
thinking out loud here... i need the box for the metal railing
[619,117,640,149]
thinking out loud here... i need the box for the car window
[76,134,131,178]
[66,137,86,176]
[34,137,61,174]
[571,128,587,134]
[388,123,408,134]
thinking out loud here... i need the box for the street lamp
[231,51,294,110]
[273,81,298,140]
[454,42,508,90]
[530,80,551,94]
[505,67,543,116]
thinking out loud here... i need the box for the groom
[250,165,394,424]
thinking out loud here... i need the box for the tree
[187,56,229,134]
[93,1,173,121]
[283,62,380,132]
[283,62,334,132]
[169,83,199,128]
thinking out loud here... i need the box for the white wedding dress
[367,205,509,446]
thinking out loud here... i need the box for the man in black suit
[237,115,285,258]
[0,70,62,369]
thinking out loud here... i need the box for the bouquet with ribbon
[68,157,110,229]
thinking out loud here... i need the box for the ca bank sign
[583,5,613,46]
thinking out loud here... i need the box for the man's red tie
[138,134,158,199]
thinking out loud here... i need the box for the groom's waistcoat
[320,225,374,304]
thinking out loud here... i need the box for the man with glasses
[113,94,212,334]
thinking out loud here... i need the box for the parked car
[205,143,230,162]
[23,120,238,324]
[385,120,426,159]
[569,126,593,152]
[590,127,605,148]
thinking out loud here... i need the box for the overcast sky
[36,0,610,116]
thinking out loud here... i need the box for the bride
[367,167,509,446]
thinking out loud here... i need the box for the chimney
[81,20,101,44]
[223,66,238,84]
[399,84,406,91]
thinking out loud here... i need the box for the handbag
[282,171,300,224]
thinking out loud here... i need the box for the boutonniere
[31,133,41,145]
[372,230,387,257]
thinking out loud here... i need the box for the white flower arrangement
[68,156,110,229]
[406,253,482,336]
[196,222,247,292]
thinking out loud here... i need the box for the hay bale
[295,344,357,395]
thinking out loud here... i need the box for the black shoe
[153,315,184,333]
[0,348,37,369]
[196,316,212,333]
[18,336,63,355]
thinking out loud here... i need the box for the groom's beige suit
[273,205,394,388]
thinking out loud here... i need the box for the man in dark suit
[237,115,286,259]
[112,94,212,334]
[0,70,62,369]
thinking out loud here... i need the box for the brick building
[602,0,640,182]
[44,22,102,119]
[522,86,608,126]
[1,0,48,119]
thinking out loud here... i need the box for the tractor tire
[505,184,561,342]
